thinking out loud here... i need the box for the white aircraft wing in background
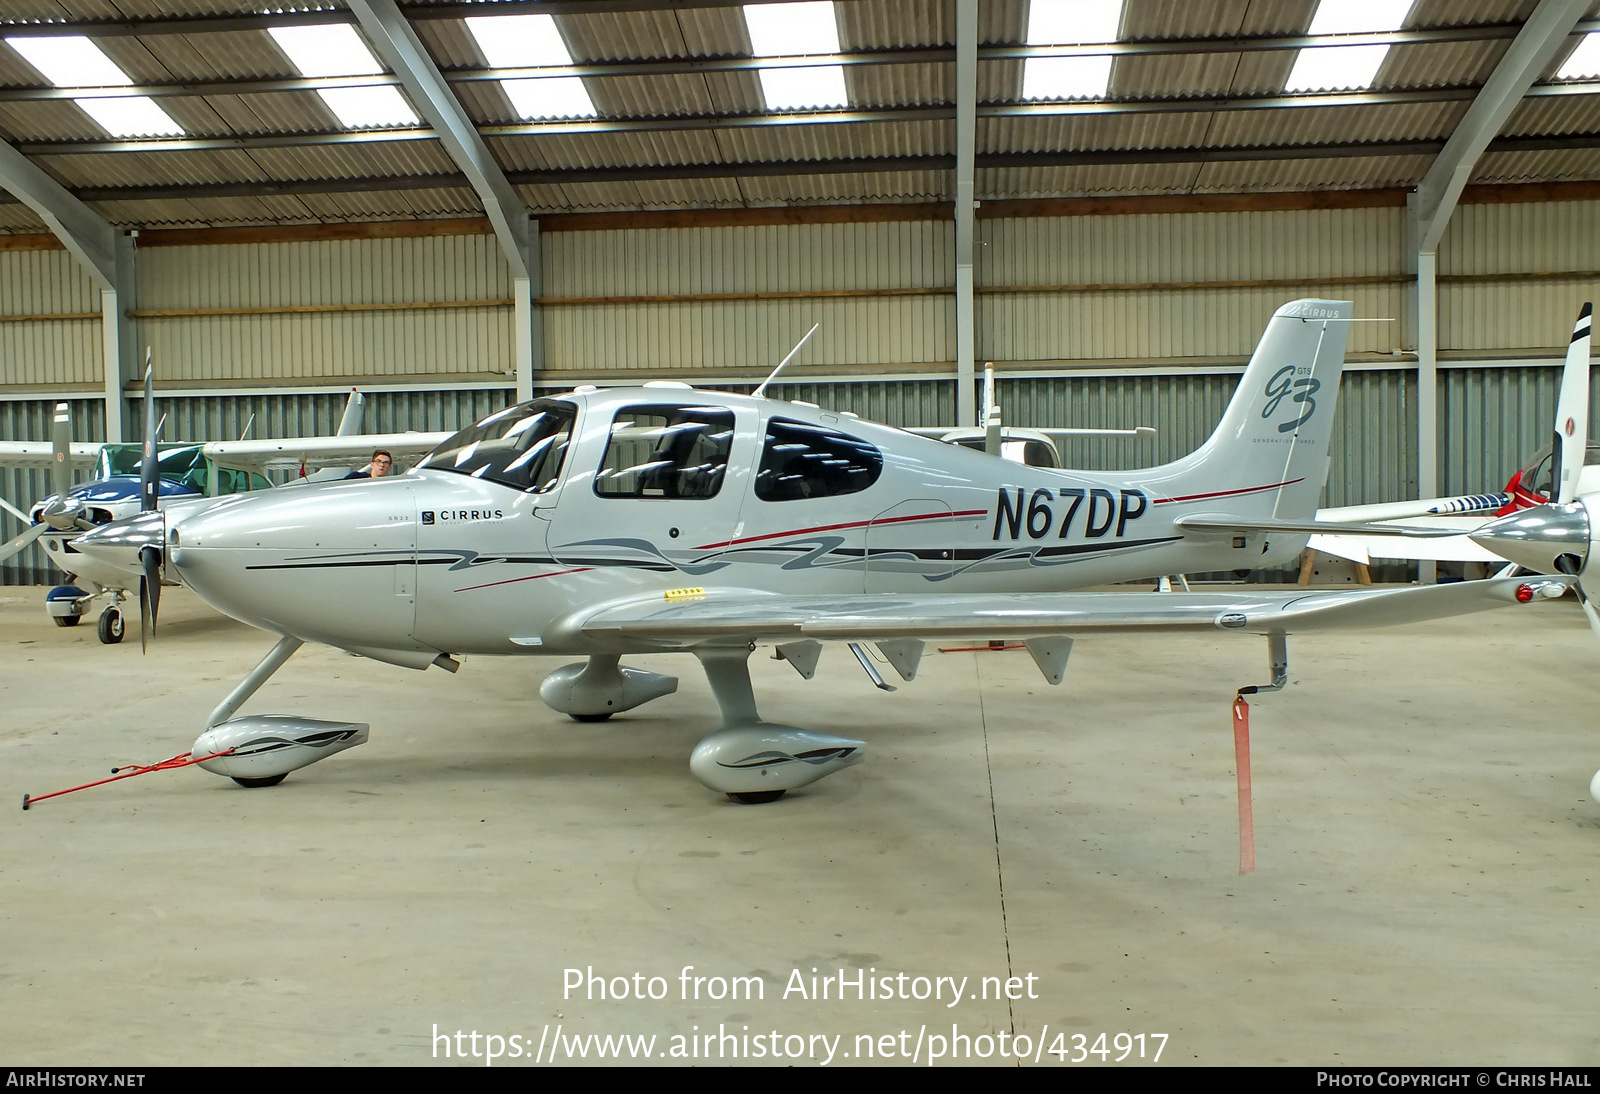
[203,430,452,477]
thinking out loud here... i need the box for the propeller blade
[48,402,73,511]
[41,401,90,529]
[335,389,365,437]
[139,353,158,514]
[0,521,47,564]
[139,544,161,635]
[138,572,150,653]
[1554,303,1592,505]
[0,494,31,525]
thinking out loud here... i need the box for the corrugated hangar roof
[0,0,1597,230]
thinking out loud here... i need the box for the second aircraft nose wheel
[97,606,124,645]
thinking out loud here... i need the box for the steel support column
[953,0,977,427]
[515,218,542,403]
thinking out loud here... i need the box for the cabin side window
[755,417,883,502]
[594,404,734,500]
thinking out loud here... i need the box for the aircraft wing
[0,441,103,471]
[573,576,1564,648]
[203,431,451,475]
[1318,494,1510,522]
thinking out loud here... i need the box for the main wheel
[570,712,614,723]
[729,790,786,804]
[53,615,80,627]
[97,608,124,644]
[232,774,287,788]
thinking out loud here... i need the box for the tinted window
[595,405,734,500]
[98,443,206,482]
[419,400,574,493]
[755,417,882,502]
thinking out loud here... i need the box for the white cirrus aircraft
[71,300,1570,803]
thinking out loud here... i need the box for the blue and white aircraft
[0,374,445,643]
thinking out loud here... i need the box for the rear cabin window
[594,405,734,500]
[755,418,883,502]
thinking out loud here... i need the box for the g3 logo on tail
[1262,365,1319,433]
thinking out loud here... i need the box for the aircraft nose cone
[73,509,164,565]
[1468,502,1590,574]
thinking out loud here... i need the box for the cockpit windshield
[418,399,574,493]
[1515,442,1600,500]
[98,441,206,479]
[1518,450,1554,499]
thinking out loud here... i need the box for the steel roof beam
[12,73,1577,108]
[0,141,116,287]
[2,84,1530,155]
[0,140,132,439]
[25,132,1600,207]
[1412,0,1591,253]
[13,20,1600,99]
[30,132,1600,206]
[4,5,1586,56]
[344,0,528,281]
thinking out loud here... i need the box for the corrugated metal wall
[1442,202,1600,352]
[978,207,1409,361]
[0,249,100,388]
[541,221,955,372]
[135,234,515,382]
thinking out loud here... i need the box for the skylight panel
[744,2,849,112]
[1557,33,1600,80]
[6,35,185,137]
[1021,0,1125,102]
[76,96,185,137]
[268,23,418,128]
[1284,0,1415,93]
[7,36,130,87]
[465,14,596,120]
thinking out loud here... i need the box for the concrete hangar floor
[0,583,1595,1067]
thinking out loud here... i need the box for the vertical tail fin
[1147,299,1353,521]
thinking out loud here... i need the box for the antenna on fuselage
[752,323,820,399]
[981,363,1002,456]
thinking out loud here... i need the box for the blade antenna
[752,323,820,399]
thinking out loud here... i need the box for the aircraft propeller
[136,357,161,651]
[0,402,91,563]
[1470,303,1600,644]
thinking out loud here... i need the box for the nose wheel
[97,606,124,645]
